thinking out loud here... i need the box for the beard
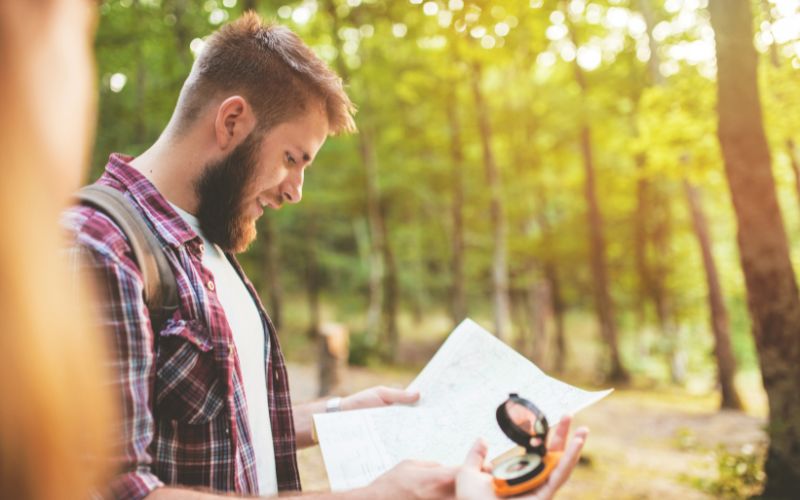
[195,132,262,254]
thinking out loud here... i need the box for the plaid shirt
[63,154,300,499]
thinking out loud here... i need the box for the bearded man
[63,13,459,500]
[65,12,589,500]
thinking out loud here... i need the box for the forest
[92,0,800,497]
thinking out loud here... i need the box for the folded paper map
[313,318,613,491]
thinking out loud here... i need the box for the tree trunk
[133,0,147,145]
[789,139,800,216]
[566,21,628,380]
[638,0,686,382]
[469,62,512,341]
[446,88,467,326]
[709,0,800,494]
[758,0,800,223]
[633,163,651,330]
[261,215,282,330]
[526,279,551,369]
[683,180,743,410]
[324,0,385,341]
[545,262,567,373]
[358,126,386,341]
[305,219,320,339]
[638,0,666,86]
[168,0,192,69]
[381,201,399,362]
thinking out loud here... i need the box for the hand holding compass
[455,394,589,500]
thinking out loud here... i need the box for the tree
[469,60,512,341]
[683,179,743,410]
[565,9,629,382]
[709,0,800,494]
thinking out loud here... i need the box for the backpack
[77,184,179,330]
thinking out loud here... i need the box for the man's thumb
[463,439,488,469]
[378,386,420,404]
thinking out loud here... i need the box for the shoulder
[62,194,138,273]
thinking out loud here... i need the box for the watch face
[493,453,543,480]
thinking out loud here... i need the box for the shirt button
[228,346,234,360]
[273,371,280,382]
[207,280,215,291]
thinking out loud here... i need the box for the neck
[130,123,208,214]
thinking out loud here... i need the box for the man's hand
[293,386,420,448]
[455,416,589,500]
[361,460,457,500]
[341,385,420,411]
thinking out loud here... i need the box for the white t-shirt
[171,204,277,495]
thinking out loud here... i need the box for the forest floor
[286,362,768,499]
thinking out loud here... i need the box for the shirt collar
[102,153,200,249]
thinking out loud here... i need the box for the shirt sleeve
[77,242,165,500]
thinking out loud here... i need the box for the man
[65,13,586,500]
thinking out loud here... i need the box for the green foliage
[348,329,380,366]
[685,444,766,499]
[91,0,800,384]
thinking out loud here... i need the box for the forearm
[293,399,328,448]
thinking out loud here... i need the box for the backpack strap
[77,184,179,330]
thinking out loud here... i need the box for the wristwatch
[325,396,343,413]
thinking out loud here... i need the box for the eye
[285,152,297,166]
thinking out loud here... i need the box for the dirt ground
[286,363,767,499]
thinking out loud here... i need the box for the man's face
[195,106,329,253]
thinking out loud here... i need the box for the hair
[175,12,356,136]
[0,1,114,499]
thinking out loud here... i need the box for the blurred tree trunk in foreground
[710,0,800,494]
[683,180,743,410]
[566,13,628,382]
[470,61,512,341]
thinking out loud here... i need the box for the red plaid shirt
[63,154,300,499]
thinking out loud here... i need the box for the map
[313,318,613,491]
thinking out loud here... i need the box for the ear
[213,96,256,150]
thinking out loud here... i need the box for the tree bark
[261,215,282,330]
[683,180,743,410]
[545,262,566,373]
[566,18,628,381]
[324,0,385,342]
[789,139,800,216]
[304,219,320,339]
[637,0,686,383]
[446,87,467,326]
[526,279,551,369]
[469,62,512,341]
[358,125,386,342]
[381,201,399,361]
[709,0,800,494]
[758,0,800,223]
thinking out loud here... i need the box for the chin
[230,221,258,254]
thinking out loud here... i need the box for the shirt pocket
[155,319,226,424]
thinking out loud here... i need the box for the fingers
[539,427,589,498]
[376,386,420,405]
[462,439,488,469]
[547,414,572,452]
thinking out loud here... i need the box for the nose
[281,169,304,204]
